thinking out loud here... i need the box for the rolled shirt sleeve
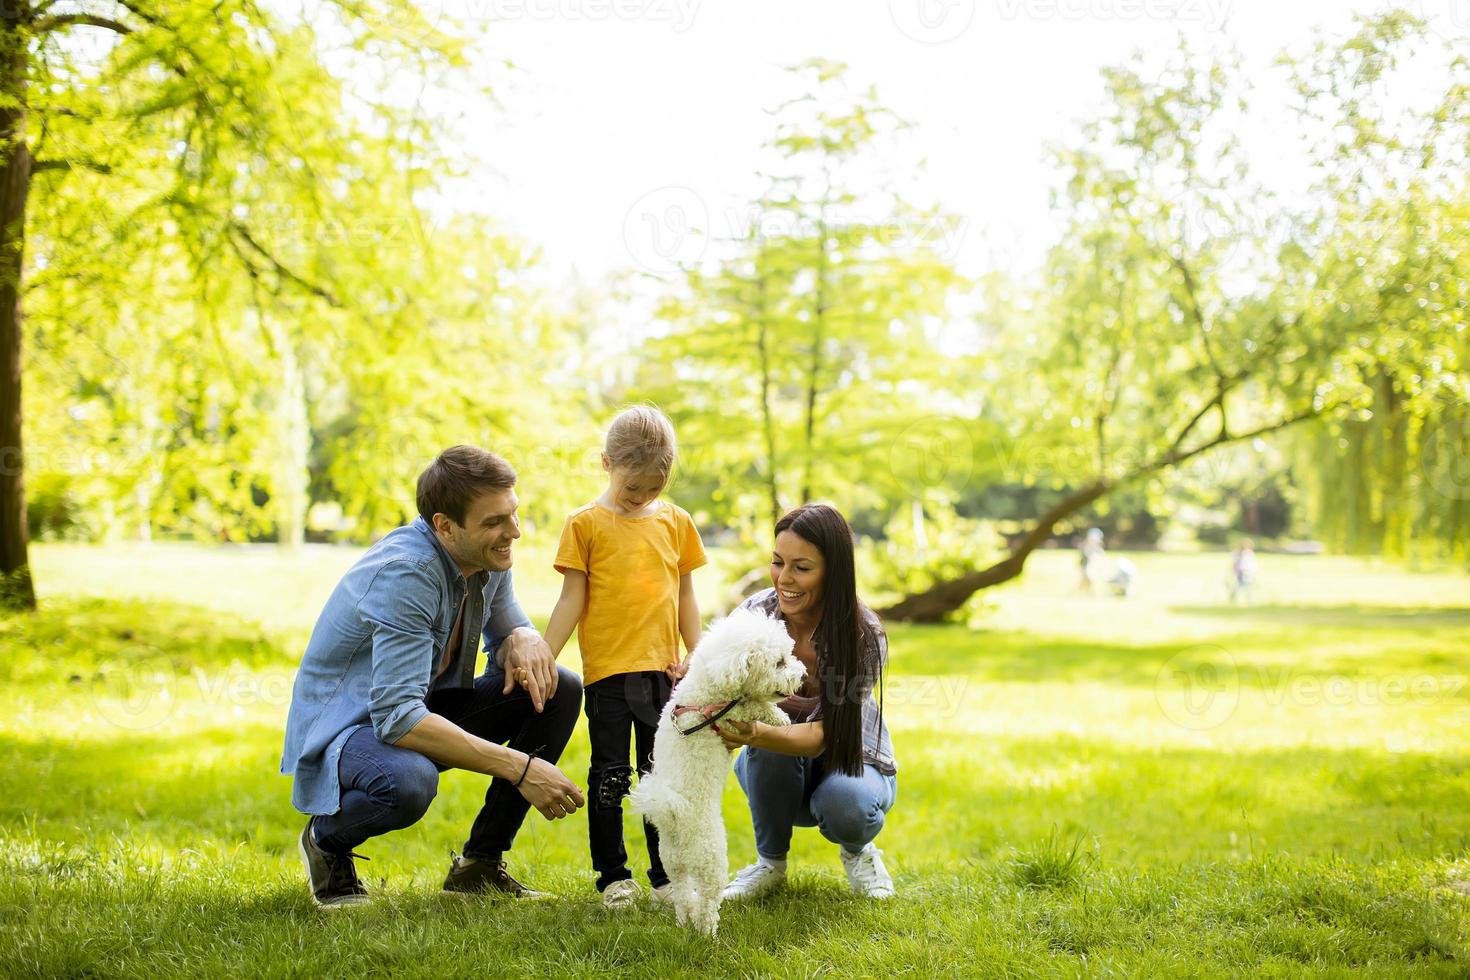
[356,561,438,744]
[485,569,535,667]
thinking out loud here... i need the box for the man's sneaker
[298,819,370,909]
[721,861,786,901]
[441,853,549,899]
[839,844,894,899]
[601,878,641,910]
[649,882,674,906]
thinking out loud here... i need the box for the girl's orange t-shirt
[553,500,707,685]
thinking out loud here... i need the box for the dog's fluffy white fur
[629,608,807,936]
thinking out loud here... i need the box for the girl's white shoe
[601,878,642,909]
[840,844,894,899]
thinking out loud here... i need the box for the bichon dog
[629,609,807,936]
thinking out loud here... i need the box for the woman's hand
[715,720,760,751]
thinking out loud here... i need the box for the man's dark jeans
[312,665,583,859]
[585,671,671,891]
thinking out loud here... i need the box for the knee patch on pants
[589,765,634,810]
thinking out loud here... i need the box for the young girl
[543,406,706,909]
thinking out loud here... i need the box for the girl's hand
[715,720,758,751]
[501,628,557,712]
[665,658,690,683]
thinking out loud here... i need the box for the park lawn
[0,545,1467,977]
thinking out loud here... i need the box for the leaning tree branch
[227,221,342,308]
[1166,358,1255,457]
[110,0,203,85]
[110,0,165,28]
[32,158,114,175]
[1168,387,1225,457]
[1163,279,1306,458]
[877,478,1114,622]
[1094,342,1123,477]
[1148,401,1328,472]
[878,397,1340,622]
[1170,252,1225,385]
[32,12,134,34]
[176,190,343,309]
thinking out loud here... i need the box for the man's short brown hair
[416,446,517,526]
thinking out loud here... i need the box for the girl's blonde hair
[604,405,676,476]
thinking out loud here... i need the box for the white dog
[629,609,807,936]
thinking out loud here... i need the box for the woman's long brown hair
[774,504,882,776]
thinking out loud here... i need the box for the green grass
[2,545,1469,977]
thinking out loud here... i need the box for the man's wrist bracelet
[515,747,542,787]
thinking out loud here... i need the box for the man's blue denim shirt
[280,517,533,815]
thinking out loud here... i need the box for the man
[281,445,585,908]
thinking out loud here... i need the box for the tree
[1280,12,1470,562]
[883,15,1466,621]
[634,60,968,541]
[2,0,469,606]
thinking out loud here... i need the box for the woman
[714,503,898,900]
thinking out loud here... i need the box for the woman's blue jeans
[733,746,897,860]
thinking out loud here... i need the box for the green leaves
[20,0,560,545]
[631,62,973,541]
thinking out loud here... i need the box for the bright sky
[414,0,1461,285]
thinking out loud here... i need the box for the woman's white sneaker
[840,844,894,899]
[721,861,786,900]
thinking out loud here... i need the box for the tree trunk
[267,318,309,551]
[800,202,828,504]
[0,24,35,611]
[1380,370,1408,558]
[754,273,781,528]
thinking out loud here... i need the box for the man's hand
[501,627,557,712]
[518,757,585,820]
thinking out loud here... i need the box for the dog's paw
[693,908,719,937]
